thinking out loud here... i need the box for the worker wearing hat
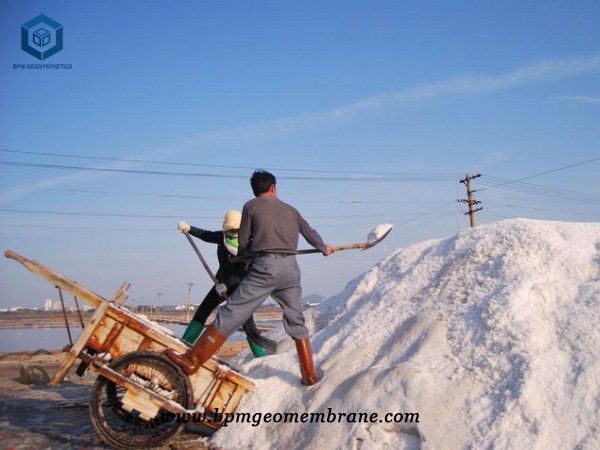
[176,209,267,357]
[167,170,334,385]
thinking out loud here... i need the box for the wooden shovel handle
[230,227,392,263]
[296,243,369,255]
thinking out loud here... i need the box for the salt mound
[212,219,600,449]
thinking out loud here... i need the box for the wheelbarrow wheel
[89,351,193,449]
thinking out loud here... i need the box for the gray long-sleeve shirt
[238,197,327,255]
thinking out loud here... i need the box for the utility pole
[459,173,482,228]
[157,292,163,320]
[185,283,194,322]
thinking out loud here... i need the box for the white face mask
[224,234,239,255]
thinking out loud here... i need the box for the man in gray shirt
[167,170,333,385]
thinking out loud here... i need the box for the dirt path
[0,352,210,449]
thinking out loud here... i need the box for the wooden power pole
[459,173,482,227]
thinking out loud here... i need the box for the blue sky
[1,1,599,309]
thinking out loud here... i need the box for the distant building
[43,298,53,311]
[54,301,63,311]
[175,304,195,311]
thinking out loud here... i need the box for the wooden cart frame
[5,250,254,448]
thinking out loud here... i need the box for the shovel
[183,232,220,288]
[231,224,393,262]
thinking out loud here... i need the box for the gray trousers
[213,255,308,340]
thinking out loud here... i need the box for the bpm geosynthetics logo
[21,14,63,60]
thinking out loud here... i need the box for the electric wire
[0,223,168,231]
[480,177,600,201]
[0,148,459,177]
[479,194,600,205]
[0,160,458,182]
[485,203,600,217]
[0,184,453,205]
[0,208,456,220]
[478,184,600,204]
[478,156,600,192]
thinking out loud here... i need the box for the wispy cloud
[555,95,600,104]
[0,162,133,204]
[178,53,600,145]
[3,52,600,204]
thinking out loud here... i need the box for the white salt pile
[213,219,600,449]
[367,223,393,244]
[135,313,175,336]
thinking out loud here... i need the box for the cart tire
[89,351,193,449]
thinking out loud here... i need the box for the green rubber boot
[247,337,266,358]
[181,321,204,345]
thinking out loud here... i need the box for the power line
[478,156,600,192]
[481,176,600,201]
[485,202,600,217]
[0,209,222,219]
[0,184,453,205]
[0,223,169,231]
[478,182,600,204]
[478,194,600,205]
[385,201,458,242]
[0,208,457,220]
[389,210,457,239]
[0,148,459,178]
[0,160,456,182]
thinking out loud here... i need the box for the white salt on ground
[212,219,600,449]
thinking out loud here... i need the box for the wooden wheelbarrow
[4,250,254,449]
